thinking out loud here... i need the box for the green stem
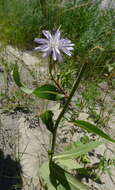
[50,61,88,161]
[49,57,67,95]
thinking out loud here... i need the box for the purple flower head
[34,28,74,62]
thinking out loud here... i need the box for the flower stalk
[50,61,88,161]
[49,56,67,96]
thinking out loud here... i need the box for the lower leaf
[40,161,89,190]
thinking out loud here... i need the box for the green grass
[0,0,44,48]
[0,0,114,79]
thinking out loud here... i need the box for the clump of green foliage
[0,0,114,83]
[0,0,44,48]
[0,0,114,53]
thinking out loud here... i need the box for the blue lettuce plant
[13,27,115,190]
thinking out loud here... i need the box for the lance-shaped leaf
[40,161,89,190]
[73,120,115,143]
[53,141,102,160]
[40,110,54,133]
[56,159,82,170]
[13,64,34,94]
[13,64,22,87]
[33,84,63,101]
[40,161,56,190]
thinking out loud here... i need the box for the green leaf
[40,161,89,190]
[20,86,34,94]
[33,84,63,101]
[40,110,54,133]
[57,159,82,170]
[50,162,89,190]
[56,94,65,100]
[53,141,102,160]
[73,120,115,143]
[13,64,23,87]
[13,64,34,94]
[40,161,56,190]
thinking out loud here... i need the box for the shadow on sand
[0,149,23,190]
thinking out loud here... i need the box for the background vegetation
[0,0,114,80]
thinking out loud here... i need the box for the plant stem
[49,57,67,96]
[50,61,88,161]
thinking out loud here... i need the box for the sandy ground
[0,45,115,190]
